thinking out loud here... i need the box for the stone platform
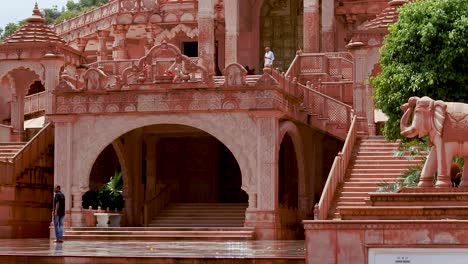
[0,239,305,264]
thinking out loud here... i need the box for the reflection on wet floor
[0,239,305,259]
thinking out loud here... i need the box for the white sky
[0,0,70,29]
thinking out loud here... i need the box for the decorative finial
[26,2,46,24]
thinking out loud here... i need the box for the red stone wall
[304,220,468,264]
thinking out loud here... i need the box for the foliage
[55,0,109,23]
[82,170,124,210]
[97,170,124,210]
[372,0,468,139]
[377,139,466,192]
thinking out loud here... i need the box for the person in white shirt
[264,47,275,67]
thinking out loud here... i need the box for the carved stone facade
[0,0,419,246]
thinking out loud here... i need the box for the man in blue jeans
[53,185,65,243]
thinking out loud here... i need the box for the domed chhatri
[2,3,65,44]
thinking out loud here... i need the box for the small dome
[3,3,65,44]
[362,0,409,30]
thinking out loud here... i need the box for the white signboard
[369,248,468,264]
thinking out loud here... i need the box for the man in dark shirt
[53,185,65,243]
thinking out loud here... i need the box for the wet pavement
[0,239,305,259]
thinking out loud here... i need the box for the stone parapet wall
[304,220,468,264]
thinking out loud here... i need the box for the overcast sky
[0,0,70,29]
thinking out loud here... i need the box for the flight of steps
[0,142,27,161]
[65,203,253,241]
[150,203,247,227]
[328,136,423,219]
[64,226,255,241]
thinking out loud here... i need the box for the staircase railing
[24,91,46,115]
[302,83,353,129]
[315,114,357,220]
[143,184,173,226]
[12,122,54,180]
[285,52,353,81]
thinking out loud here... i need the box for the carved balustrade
[24,91,46,115]
[302,83,353,130]
[54,0,199,39]
[54,1,120,36]
[318,81,354,106]
[315,114,357,220]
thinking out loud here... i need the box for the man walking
[53,185,65,243]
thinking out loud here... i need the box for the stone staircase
[328,136,423,219]
[64,203,253,241]
[64,226,255,241]
[0,142,27,161]
[150,203,248,227]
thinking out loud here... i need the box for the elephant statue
[400,96,468,187]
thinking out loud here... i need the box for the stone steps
[328,137,420,219]
[150,203,248,227]
[0,142,27,160]
[64,227,255,241]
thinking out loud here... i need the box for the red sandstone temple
[1,1,466,263]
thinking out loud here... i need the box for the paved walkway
[0,239,305,259]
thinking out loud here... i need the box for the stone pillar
[10,94,23,132]
[198,0,215,74]
[321,0,335,52]
[97,30,110,61]
[245,112,280,239]
[51,116,77,226]
[123,129,143,226]
[303,0,320,52]
[145,136,158,201]
[112,25,129,60]
[348,43,374,135]
[144,24,155,54]
[224,0,238,65]
[42,58,65,116]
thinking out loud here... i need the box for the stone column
[145,136,158,201]
[224,0,238,65]
[112,25,129,60]
[144,24,155,54]
[10,94,23,132]
[42,58,65,116]
[321,0,335,52]
[348,43,374,134]
[245,112,280,239]
[303,0,320,52]
[198,0,215,74]
[51,116,77,226]
[123,129,143,226]
[97,30,110,61]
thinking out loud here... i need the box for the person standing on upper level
[264,47,275,68]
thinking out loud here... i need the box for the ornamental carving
[223,63,247,87]
[121,41,211,87]
[154,24,198,43]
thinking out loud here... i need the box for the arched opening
[85,123,248,227]
[153,125,247,204]
[260,0,303,71]
[83,144,122,210]
[278,133,299,209]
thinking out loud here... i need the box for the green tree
[2,22,20,39]
[372,0,468,140]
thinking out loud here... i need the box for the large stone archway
[54,112,259,225]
